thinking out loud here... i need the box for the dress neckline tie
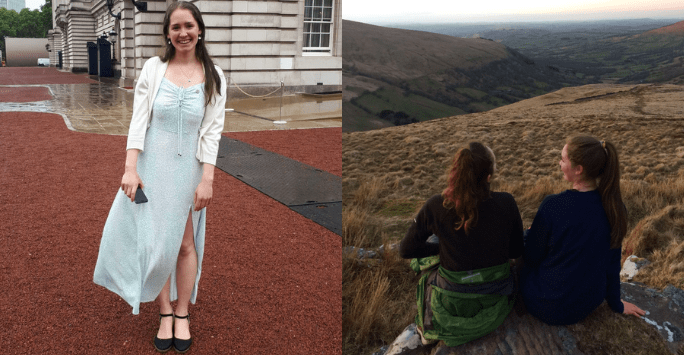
[177,86,185,156]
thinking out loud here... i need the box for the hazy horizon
[344,0,684,25]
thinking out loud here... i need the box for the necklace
[176,60,198,83]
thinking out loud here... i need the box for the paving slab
[215,136,342,235]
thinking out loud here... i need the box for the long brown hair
[161,1,222,107]
[441,142,495,234]
[566,135,627,248]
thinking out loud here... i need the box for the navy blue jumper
[520,189,624,326]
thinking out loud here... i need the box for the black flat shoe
[173,314,192,353]
[154,313,174,353]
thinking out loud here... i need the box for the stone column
[133,0,167,80]
[55,3,69,69]
[47,29,63,67]
[119,0,136,81]
[65,3,97,72]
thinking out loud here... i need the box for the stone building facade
[47,0,341,95]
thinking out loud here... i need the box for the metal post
[274,80,286,125]
[280,80,284,122]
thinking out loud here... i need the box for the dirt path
[0,112,341,354]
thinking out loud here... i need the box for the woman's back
[400,192,524,271]
[399,142,526,348]
[521,189,623,325]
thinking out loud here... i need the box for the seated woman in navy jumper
[520,135,645,325]
[400,142,524,347]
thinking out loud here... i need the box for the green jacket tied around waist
[411,256,515,347]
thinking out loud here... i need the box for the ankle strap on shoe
[174,314,190,319]
[160,313,174,318]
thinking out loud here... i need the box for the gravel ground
[0,111,342,354]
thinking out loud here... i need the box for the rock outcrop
[378,282,684,355]
[620,255,651,281]
[622,282,684,354]
[381,308,584,355]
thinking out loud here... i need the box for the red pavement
[0,86,52,102]
[0,67,98,85]
[0,112,342,354]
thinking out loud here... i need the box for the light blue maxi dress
[94,77,206,315]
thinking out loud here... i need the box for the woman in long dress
[93,2,226,353]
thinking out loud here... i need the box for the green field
[342,101,393,132]
[455,87,488,100]
[351,85,466,122]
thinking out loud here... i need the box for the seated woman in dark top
[520,135,645,326]
[400,142,524,347]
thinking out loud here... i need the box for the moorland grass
[342,84,684,355]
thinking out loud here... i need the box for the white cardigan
[126,56,227,166]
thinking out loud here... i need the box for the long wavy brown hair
[442,142,496,234]
[566,135,627,248]
[161,1,222,107]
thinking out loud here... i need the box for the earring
[167,39,171,45]
[198,36,202,40]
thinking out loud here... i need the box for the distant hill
[645,20,684,35]
[460,20,684,86]
[343,20,583,132]
[344,20,509,81]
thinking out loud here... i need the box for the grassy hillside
[343,20,584,132]
[475,20,684,85]
[343,20,509,81]
[342,83,684,355]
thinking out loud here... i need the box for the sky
[25,0,45,11]
[344,0,684,24]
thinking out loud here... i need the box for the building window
[303,0,333,55]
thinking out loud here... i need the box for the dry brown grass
[342,84,684,355]
[627,203,684,289]
[342,248,417,355]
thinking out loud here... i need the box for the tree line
[0,0,52,61]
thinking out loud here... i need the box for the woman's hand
[194,179,213,211]
[121,149,142,202]
[121,170,144,202]
[622,300,646,317]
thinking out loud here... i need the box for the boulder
[622,282,684,353]
[378,282,684,355]
[343,246,379,259]
[381,324,434,355]
[347,236,438,261]
[620,255,651,281]
[380,309,583,355]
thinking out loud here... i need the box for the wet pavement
[0,76,341,135]
[227,93,342,132]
